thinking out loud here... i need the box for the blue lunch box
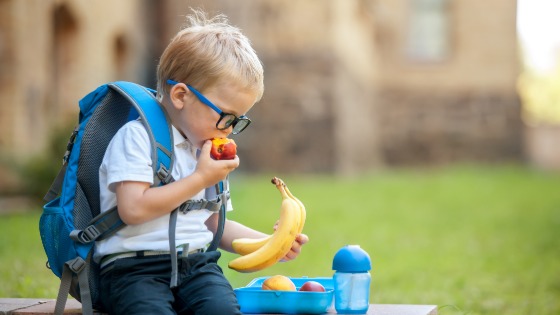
[234,277,334,314]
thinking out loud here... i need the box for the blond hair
[156,9,264,101]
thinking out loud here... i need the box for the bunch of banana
[228,177,306,273]
[231,178,306,256]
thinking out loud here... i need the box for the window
[406,0,450,62]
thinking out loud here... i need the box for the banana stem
[271,177,289,199]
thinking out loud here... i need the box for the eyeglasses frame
[166,79,251,134]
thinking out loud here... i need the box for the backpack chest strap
[178,191,230,213]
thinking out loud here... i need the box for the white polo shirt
[94,119,232,262]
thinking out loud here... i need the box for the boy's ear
[169,83,189,109]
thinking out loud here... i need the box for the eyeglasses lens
[217,114,237,130]
[232,119,250,134]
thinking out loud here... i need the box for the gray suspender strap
[207,181,227,252]
[168,208,179,288]
[168,180,229,288]
[77,256,93,315]
[54,256,93,315]
[54,262,73,315]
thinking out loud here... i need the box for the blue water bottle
[332,245,372,314]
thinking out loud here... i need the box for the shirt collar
[172,126,193,150]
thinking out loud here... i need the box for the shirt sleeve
[102,120,154,192]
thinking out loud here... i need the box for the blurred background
[1,0,560,183]
[2,0,560,180]
[0,0,559,314]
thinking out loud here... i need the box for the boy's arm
[205,216,268,253]
[207,216,309,261]
[116,141,238,225]
[115,175,205,225]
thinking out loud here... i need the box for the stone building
[0,0,157,157]
[0,0,521,177]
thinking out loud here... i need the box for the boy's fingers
[219,156,239,170]
[200,140,212,154]
[296,233,309,245]
[281,236,307,262]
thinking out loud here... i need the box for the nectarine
[210,138,237,160]
[261,275,296,291]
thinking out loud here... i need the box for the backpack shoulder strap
[71,82,175,245]
[109,81,175,186]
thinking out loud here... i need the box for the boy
[94,9,308,315]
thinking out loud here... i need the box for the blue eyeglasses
[167,79,251,135]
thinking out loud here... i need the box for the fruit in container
[261,275,296,291]
[299,281,326,292]
[210,138,236,160]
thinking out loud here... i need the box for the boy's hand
[270,220,309,262]
[195,140,239,187]
[281,233,309,262]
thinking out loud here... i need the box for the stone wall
[237,52,337,173]
[372,0,519,91]
[0,0,523,178]
[184,0,382,174]
[0,0,153,158]
[376,89,523,165]
[206,0,521,172]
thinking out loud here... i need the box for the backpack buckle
[180,199,203,213]
[68,257,86,273]
[205,195,223,213]
[82,225,101,242]
[62,128,79,165]
[156,164,173,185]
[70,225,101,244]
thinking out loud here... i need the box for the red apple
[298,281,326,292]
[210,138,237,160]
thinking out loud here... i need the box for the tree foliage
[518,59,560,124]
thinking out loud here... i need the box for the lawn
[1,164,559,315]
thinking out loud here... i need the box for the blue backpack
[39,81,228,315]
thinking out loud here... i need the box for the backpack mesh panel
[75,90,135,228]
[71,89,136,308]
[73,183,90,231]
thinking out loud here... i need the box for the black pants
[98,251,241,315]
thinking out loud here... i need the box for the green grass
[1,164,559,315]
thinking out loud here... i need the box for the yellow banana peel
[228,177,303,272]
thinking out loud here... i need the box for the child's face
[174,80,258,148]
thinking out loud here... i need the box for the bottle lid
[332,245,371,272]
